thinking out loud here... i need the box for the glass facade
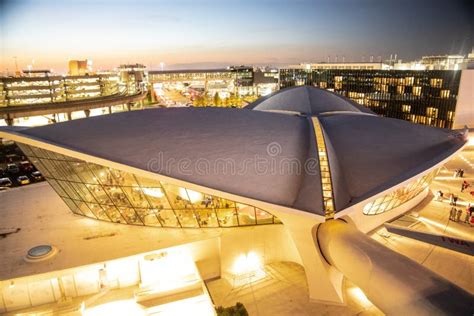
[311,117,335,219]
[279,69,461,129]
[362,169,438,215]
[18,143,280,228]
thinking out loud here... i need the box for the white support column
[279,214,345,305]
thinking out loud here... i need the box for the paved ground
[207,262,383,316]
[371,144,474,294]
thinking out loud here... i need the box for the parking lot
[0,140,45,188]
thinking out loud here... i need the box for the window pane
[87,184,114,205]
[55,160,73,180]
[70,182,96,202]
[31,146,48,158]
[174,209,199,227]
[109,169,140,187]
[47,179,68,197]
[62,197,83,215]
[17,144,34,156]
[216,208,238,227]
[70,161,99,184]
[122,187,150,208]
[256,208,274,224]
[156,209,180,227]
[140,187,172,209]
[88,163,116,185]
[236,203,256,225]
[117,207,142,225]
[30,157,50,177]
[73,200,97,219]
[41,159,60,179]
[57,180,81,200]
[214,197,235,209]
[101,205,126,224]
[103,186,131,207]
[87,203,110,221]
[183,189,206,209]
[195,209,219,227]
[161,183,193,210]
[135,208,161,226]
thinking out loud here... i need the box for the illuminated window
[17,144,281,228]
[363,169,438,215]
[440,90,450,98]
[402,105,411,113]
[447,111,454,121]
[426,107,439,118]
[311,118,335,219]
[413,86,422,96]
[430,78,443,88]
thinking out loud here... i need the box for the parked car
[31,171,43,181]
[19,161,34,172]
[17,175,30,185]
[0,177,13,187]
[6,163,19,174]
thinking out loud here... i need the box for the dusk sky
[1,0,472,73]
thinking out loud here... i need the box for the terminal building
[148,66,277,98]
[0,86,472,314]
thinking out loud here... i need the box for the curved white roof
[246,85,374,115]
[0,86,466,216]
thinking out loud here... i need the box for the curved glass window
[18,143,280,228]
[363,169,438,215]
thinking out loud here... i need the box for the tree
[193,95,205,107]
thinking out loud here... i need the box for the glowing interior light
[142,187,164,198]
[232,251,262,275]
[179,188,202,203]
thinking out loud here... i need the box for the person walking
[464,208,471,223]
[456,208,463,222]
[449,207,456,221]
[453,194,458,206]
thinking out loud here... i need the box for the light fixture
[142,187,164,198]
